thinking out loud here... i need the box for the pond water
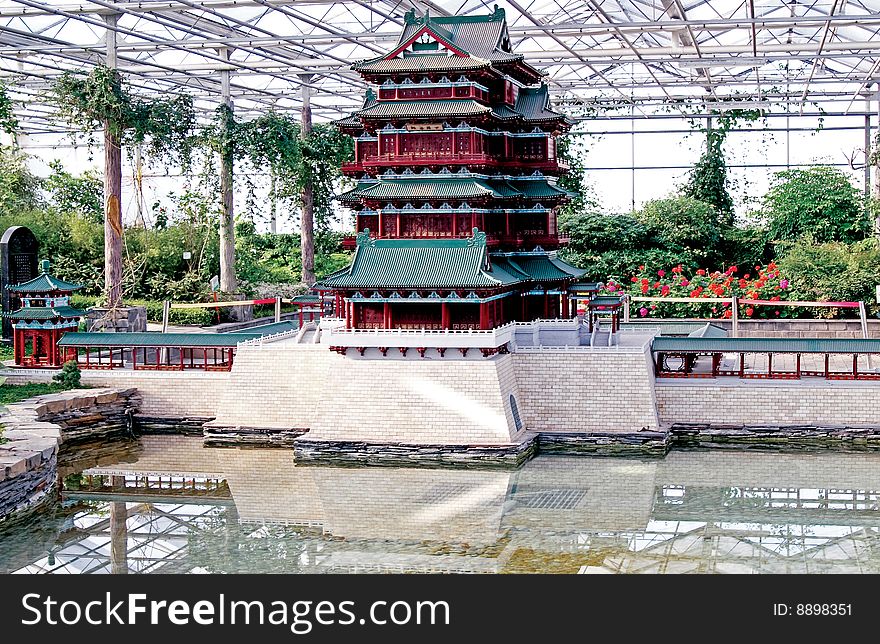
[3,435,880,574]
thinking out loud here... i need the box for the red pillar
[479,302,488,330]
[562,291,570,318]
[441,302,450,329]
[13,328,20,364]
[384,302,391,329]
[543,294,549,319]
[396,212,401,237]
[378,210,383,237]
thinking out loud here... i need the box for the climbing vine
[201,107,352,234]
[51,65,196,166]
[0,82,18,135]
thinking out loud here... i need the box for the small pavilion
[3,261,84,367]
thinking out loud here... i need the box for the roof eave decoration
[385,24,469,60]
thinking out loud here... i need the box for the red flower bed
[608,262,794,319]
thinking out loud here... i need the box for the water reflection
[3,436,880,574]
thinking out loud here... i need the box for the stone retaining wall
[0,388,139,521]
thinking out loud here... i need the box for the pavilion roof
[316,229,524,290]
[352,8,543,82]
[8,272,82,293]
[4,306,85,320]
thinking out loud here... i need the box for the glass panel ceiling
[0,0,878,132]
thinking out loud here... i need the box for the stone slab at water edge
[0,388,139,521]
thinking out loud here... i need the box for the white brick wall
[212,346,523,445]
[511,347,660,433]
[79,371,227,416]
[657,380,880,428]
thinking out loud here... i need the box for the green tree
[763,166,869,243]
[52,65,197,307]
[636,196,722,262]
[45,161,103,223]
[0,145,42,215]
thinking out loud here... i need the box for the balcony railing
[323,321,517,349]
[343,154,566,172]
[341,233,565,250]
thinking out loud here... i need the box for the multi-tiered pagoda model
[3,261,84,367]
[318,7,585,330]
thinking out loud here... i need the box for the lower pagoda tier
[315,228,584,330]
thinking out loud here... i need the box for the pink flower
[657,269,666,277]
[639,307,649,317]
[607,284,617,292]
[780,279,789,289]
[680,279,689,287]
[660,285,670,296]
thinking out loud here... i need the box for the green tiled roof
[359,178,500,200]
[510,179,568,199]
[515,85,568,123]
[652,336,880,354]
[8,272,82,293]
[492,253,586,281]
[589,296,626,308]
[340,177,568,203]
[57,331,266,348]
[391,8,543,79]
[316,230,524,290]
[353,55,492,75]
[490,104,522,120]
[357,99,491,119]
[339,180,378,203]
[4,306,85,320]
[570,282,604,292]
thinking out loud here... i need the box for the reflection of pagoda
[318,7,584,329]
[4,260,83,367]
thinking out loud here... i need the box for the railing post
[275,296,282,323]
[162,300,170,334]
[623,294,631,323]
[731,296,739,338]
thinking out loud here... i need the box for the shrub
[52,360,81,388]
[776,237,880,316]
[762,166,869,243]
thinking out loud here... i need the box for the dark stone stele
[1,226,39,340]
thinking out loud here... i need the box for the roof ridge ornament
[355,229,376,247]
[467,227,487,247]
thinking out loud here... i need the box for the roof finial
[404,8,417,24]
[467,227,487,247]
[41,259,49,273]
